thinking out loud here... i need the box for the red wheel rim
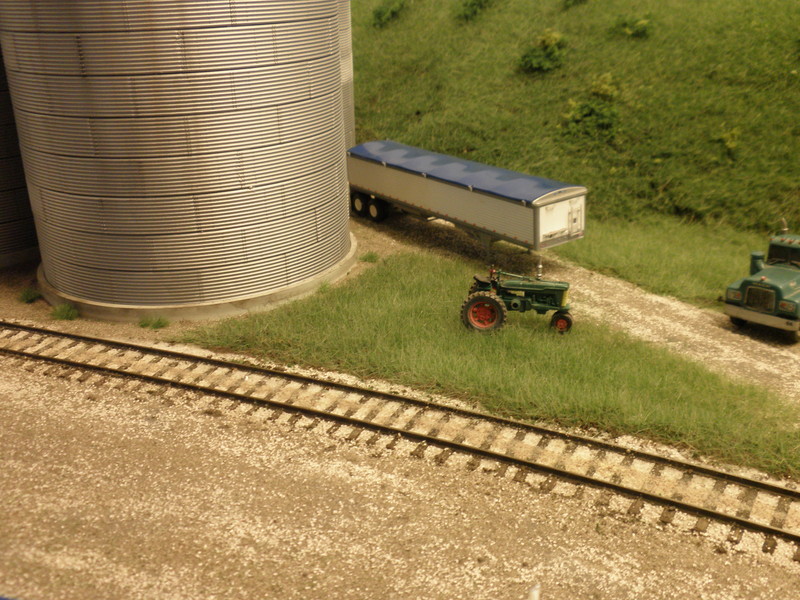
[553,317,570,332]
[468,302,498,329]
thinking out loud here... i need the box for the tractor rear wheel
[550,311,573,334]
[461,292,507,331]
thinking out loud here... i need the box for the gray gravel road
[1,358,797,600]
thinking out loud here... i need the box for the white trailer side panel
[348,156,536,246]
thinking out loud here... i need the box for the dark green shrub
[563,74,620,140]
[562,0,588,9]
[18,287,42,304]
[563,99,619,140]
[373,0,406,28]
[519,30,567,74]
[612,15,653,39]
[139,316,169,329]
[456,0,492,22]
[51,303,78,320]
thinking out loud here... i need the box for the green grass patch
[553,214,768,307]
[184,252,800,478]
[51,303,78,320]
[18,287,42,304]
[359,251,381,263]
[139,316,169,330]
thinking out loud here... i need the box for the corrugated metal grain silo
[0,56,38,268]
[0,0,355,319]
[338,0,356,149]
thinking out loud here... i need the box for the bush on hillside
[456,0,492,22]
[563,73,620,140]
[611,15,653,39]
[372,0,406,28]
[519,30,568,74]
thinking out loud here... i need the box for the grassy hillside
[352,0,800,232]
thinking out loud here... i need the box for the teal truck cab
[724,231,800,341]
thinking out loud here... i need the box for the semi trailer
[346,140,586,251]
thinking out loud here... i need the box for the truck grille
[744,286,775,312]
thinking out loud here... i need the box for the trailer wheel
[550,311,573,334]
[351,192,369,217]
[461,292,507,331]
[367,197,389,222]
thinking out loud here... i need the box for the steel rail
[3,342,800,547]
[2,320,798,502]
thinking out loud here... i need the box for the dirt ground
[1,217,800,599]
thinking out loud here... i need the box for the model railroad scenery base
[2,320,799,566]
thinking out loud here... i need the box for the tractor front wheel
[550,311,573,334]
[461,292,507,331]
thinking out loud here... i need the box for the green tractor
[461,267,573,332]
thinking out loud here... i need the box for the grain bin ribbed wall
[0,56,38,268]
[338,0,356,149]
[0,1,352,311]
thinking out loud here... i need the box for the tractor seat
[473,275,491,285]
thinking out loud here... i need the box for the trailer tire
[351,192,369,217]
[367,197,389,222]
[729,316,747,328]
[461,292,507,331]
[550,311,573,334]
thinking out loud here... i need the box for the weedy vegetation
[138,316,169,330]
[18,287,42,304]
[51,303,78,320]
[359,251,381,263]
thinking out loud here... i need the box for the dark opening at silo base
[36,233,357,323]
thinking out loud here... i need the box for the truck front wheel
[461,292,507,331]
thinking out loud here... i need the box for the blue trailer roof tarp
[348,140,582,205]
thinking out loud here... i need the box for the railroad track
[2,320,799,561]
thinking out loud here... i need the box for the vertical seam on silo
[228,0,238,27]
[182,115,193,156]
[177,31,188,74]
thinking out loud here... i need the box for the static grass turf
[352,0,800,231]
[184,252,800,478]
[553,215,769,307]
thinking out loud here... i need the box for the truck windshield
[767,244,800,267]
